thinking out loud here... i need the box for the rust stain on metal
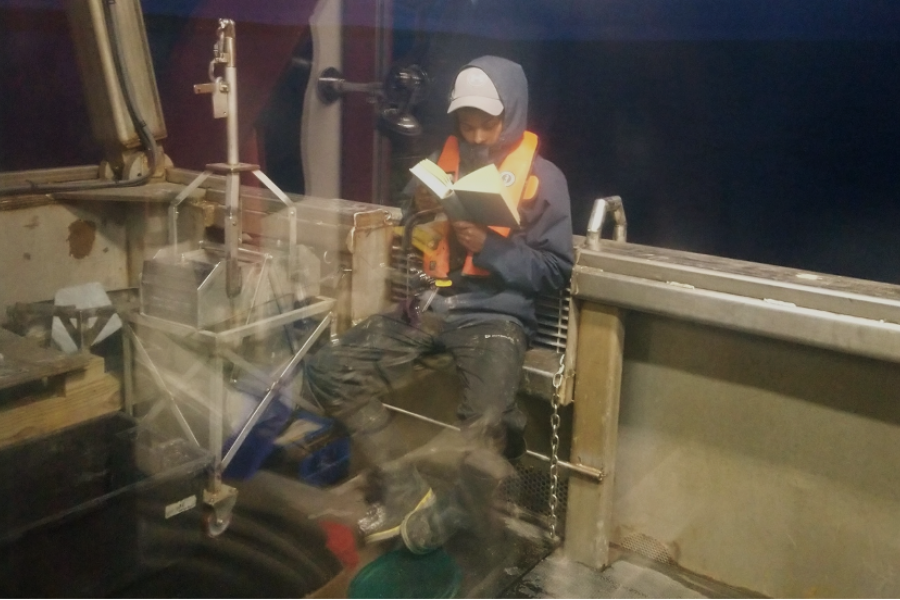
[67,219,97,259]
[191,199,219,227]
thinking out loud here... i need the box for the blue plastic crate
[298,436,350,487]
[268,411,350,487]
[222,392,293,481]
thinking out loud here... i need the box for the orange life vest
[423,131,540,278]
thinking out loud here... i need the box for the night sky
[2,0,899,283]
[389,0,900,283]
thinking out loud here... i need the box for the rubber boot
[400,447,512,554]
[351,419,434,544]
[358,461,434,544]
[502,427,527,463]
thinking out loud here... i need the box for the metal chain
[548,351,565,541]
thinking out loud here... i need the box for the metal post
[218,20,242,297]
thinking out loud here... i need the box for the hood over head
[448,55,529,161]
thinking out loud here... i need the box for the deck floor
[234,466,765,599]
[502,547,765,599]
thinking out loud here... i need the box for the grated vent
[617,532,676,565]
[500,460,569,536]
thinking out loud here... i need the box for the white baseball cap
[447,67,503,116]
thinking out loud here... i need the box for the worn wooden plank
[0,354,121,449]
[0,329,90,391]
[63,354,107,394]
[564,302,624,569]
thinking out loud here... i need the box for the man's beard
[458,141,492,173]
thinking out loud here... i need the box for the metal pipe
[586,195,627,250]
[209,354,225,464]
[221,314,332,470]
[216,19,242,297]
[222,22,238,166]
[224,173,242,297]
[382,403,605,482]
[251,169,296,278]
[125,325,200,446]
[340,81,384,95]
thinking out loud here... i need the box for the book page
[409,159,453,199]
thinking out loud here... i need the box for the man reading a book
[303,55,574,553]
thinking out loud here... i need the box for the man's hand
[412,184,441,213]
[452,220,488,253]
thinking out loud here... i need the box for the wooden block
[63,354,107,395]
[0,355,122,449]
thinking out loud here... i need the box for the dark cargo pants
[304,311,528,441]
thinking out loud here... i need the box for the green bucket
[347,548,462,599]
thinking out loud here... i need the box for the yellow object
[435,279,452,288]
[395,224,444,254]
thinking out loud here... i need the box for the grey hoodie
[413,55,574,338]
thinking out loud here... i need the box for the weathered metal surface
[570,242,900,596]
[0,166,101,190]
[0,167,102,211]
[564,302,623,570]
[613,313,900,598]
[573,241,900,364]
[0,204,129,316]
[519,347,564,401]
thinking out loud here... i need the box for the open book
[409,158,521,229]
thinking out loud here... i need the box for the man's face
[456,107,503,146]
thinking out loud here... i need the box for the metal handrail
[586,195,627,249]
